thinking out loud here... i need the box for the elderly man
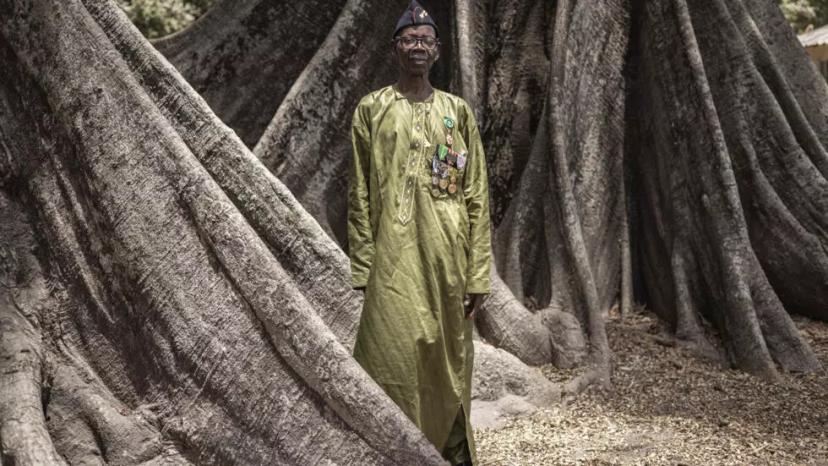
[347,1,491,465]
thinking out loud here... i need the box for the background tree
[778,0,828,31]
[115,0,215,38]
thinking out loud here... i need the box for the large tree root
[561,365,612,401]
[471,341,560,429]
[0,1,446,463]
[0,190,183,466]
[630,0,822,379]
[476,266,587,368]
[88,0,363,346]
[0,186,64,465]
[0,296,65,465]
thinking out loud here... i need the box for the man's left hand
[464,293,487,319]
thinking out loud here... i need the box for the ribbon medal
[444,116,455,148]
[457,152,467,170]
[437,144,449,161]
[432,116,464,195]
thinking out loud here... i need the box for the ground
[475,309,828,465]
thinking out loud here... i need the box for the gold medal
[439,178,449,190]
[448,183,457,194]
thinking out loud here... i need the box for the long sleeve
[460,106,492,294]
[348,105,375,288]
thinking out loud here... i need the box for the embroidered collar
[392,84,436,103]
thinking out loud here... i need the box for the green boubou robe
[348,85,492,464]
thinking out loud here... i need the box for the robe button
[412,141,420,149]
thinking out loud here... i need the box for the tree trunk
[153,0,347,146]
[628,0,823,377]
[0,0,446,463]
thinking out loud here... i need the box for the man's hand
[464,293,487,319]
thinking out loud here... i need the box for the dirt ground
[475,309,828,465]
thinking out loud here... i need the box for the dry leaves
[475,310,828,465]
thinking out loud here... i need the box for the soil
[475,308,828,465]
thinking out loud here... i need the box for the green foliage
[779,0,828,33]
[116,0,215,39]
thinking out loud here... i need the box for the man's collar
[392,85,406,100]
[392,84,436,102]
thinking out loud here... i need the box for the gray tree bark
[153,0,347,146]
[0,0,446,463]
[629,0,824,378]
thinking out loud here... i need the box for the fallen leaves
[475,310,828,465]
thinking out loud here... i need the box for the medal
[437,144,449,161]
[448,183,457,194]
[439,178,449,190]
[440,162,450,177]
[432,175,439,186]
[457,152,467,170]
[447,151,457,167]
[443,116,455,129]
[446,133,453,146]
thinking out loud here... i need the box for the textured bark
[153,0,347,146]
[0,200,66,465]
[484,0,630,381]
[629,0,824,377]
[0,0,446,463]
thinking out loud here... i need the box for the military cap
[393,0,438,38]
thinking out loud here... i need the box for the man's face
[393,25,439,76]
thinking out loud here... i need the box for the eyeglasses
[394,36,439,50]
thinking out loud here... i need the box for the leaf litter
[475,308,828,465]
